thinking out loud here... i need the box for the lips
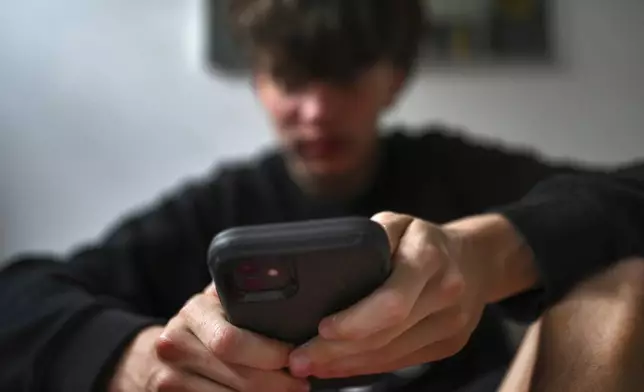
[297,139,344,159]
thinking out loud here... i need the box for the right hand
[109,284,310,392]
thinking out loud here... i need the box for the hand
[109,285,310,392]
[288,212,512,379]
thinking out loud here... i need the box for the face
[255,63,405,194]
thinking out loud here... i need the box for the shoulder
[98,148,284,244]
[384,122,533,153]
[211,148,284,189]
[382,122,554,164]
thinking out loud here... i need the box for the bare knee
[534,257,644,391]
[553,258,643,346]
[566,257,644,337]
[499,258,644,392]
[584,257,644,293]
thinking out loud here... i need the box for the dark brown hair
[229,0,424,85]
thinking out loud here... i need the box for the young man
[1,1,642,391]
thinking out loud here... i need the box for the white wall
[1,0,643,262]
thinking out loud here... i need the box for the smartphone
[208,216,393,389]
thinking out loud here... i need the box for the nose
[299,84,340,125]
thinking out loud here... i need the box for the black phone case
[208,217,392,389]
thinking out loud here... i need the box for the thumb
[371,211,414,256]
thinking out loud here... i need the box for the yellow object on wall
[497,0,537,21]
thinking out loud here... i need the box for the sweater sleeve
[417,128,592,215]
[495,163,644,322]
[0,170,233,392]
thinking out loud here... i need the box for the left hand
[288,212,496,379]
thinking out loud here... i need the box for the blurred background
[1,0,643,263]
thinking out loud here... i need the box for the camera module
[232,257,295,295]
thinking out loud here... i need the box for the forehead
[255,60,396,90]
[253,47,378,88]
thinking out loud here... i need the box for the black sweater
[0,128,642,392]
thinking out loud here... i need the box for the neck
[287,144,382,203]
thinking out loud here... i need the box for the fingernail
[289,353,311,378]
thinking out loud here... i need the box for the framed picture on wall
[420,0,553,65]
[205,0,554,75]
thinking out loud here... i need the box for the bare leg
[498,258,644,392]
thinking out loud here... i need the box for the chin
[302,158,354,177]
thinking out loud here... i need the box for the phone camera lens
[238,264,257,275]
[232,258,294,293]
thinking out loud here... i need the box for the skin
[109,64,539,391]
[254,62,405,200]
[110,212,534,391]
[498,258,644,392]
[287,212,535,379]
[111,285,308,392]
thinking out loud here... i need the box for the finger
[180,293,291,370]
[358,262,464,349]
[158,318,233,383]
[158,319,310,392]
[293,252,468,377]
[149,366,234,392]
[291,267,456,373]
[230,366,311,392]
[371,211,414,256]
[312,306,468,378]
[317,332,471,379]
[319,219,442,340]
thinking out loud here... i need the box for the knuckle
[178,292,209,318]
[372,211,398,222]
[177,297,196,320]
[177,306,189,322]
[379,290,410,324]
[429,239,449,260]
[418,244,444,272]
[208,323,240,357]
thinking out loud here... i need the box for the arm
[499,257,644,392]
[0,170,229,391]
[282,163,644,380]
[446,163,644,319]
[493,163,644,319]
[418,128,594,214]
[418,128,643,319]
